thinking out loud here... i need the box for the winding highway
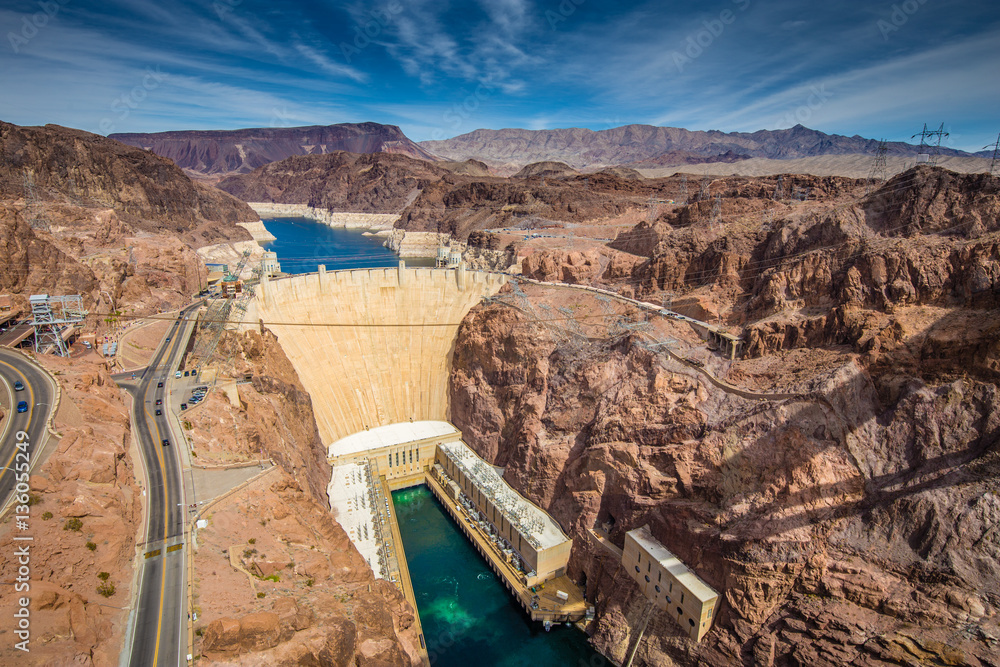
[0,348,56,514]
[119,305,199,666]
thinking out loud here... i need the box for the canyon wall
[448,292,1000,666]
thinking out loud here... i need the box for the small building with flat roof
[623,525,719,641]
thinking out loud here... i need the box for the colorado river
[393,486,601,667]
[260,217,432,274]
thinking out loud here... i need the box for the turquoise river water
[393,487,602,667]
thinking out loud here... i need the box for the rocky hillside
[420,124,976,171]
[183,328,422,665]
[448,165,1000,666]
[111,122,439,176]
[218,150,691,239]
[0,121,256,316]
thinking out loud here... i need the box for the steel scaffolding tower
[30,294,87,357]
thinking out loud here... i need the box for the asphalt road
[0,323,34,348]
[0,348,55,513]
[121,306,199,666]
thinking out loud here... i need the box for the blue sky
[1,0,997,151]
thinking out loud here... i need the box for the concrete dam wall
[247,265,506,445]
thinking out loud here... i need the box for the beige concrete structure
[328,421,461,485]
[247,265,506,445]
[434,440,572,584]
[623,525,719,641]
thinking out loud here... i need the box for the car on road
[157,381,164,388]
[13,380,24,391]
[17,401,28,413]
[161,438,170,447]
[155,399,162,405]
[155,409,162,416]
[165,337,171,343]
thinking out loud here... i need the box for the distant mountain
[419,124,977,170]
[110,122,439,176]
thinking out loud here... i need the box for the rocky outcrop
[0,121,256,317]
[0,354,140,666]
[448,298,1000,667]
[448,167,1000,665]
[110,122,438,175]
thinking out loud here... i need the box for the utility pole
[912,123,949,166]
[773,175,785,201]
[865,139,889,196]
[699,176,710,201]
[984,133,1000,176]
[679,174,688,204]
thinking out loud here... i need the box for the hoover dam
[246,263,505,444]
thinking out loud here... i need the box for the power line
[985,133,1000,176]
[912,122,949,166]
[865,139,889,196]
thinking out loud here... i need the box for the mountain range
[419,124,978,171]
[109,122,437,175]
[110,121,985,177]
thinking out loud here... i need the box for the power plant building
[623,525,719,642]
[434,440,572,584]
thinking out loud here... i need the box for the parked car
[175,371,182,379]
[180,403,187,410]
[13,380,24,391]
[17,401,28,413]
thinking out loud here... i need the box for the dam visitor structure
[623,526,719,641]
[247,263,589,631]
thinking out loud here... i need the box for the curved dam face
[247,265,506,445]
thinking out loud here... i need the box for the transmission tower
[773,175,785,201]
[679,175,688,203]
[984,133,1000,176]
[912,123,949,166]
[191,250,254,366]
[699,177,710,201]
[647,195,659,223]
[30,294,87,357]
[711,194,722,228]
[22,173,50,231]
[865,139,889,196]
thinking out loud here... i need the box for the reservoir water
[260,216,433,274]
[393,486,602,667]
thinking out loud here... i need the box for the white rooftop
[438,440,570,551]
[329,421,460,459]
[327,462,385,580]
[628,526,717,603]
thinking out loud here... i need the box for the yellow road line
[0,359,34,489]
[149,319,187,665]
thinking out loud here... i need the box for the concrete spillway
[247,265,506,445]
